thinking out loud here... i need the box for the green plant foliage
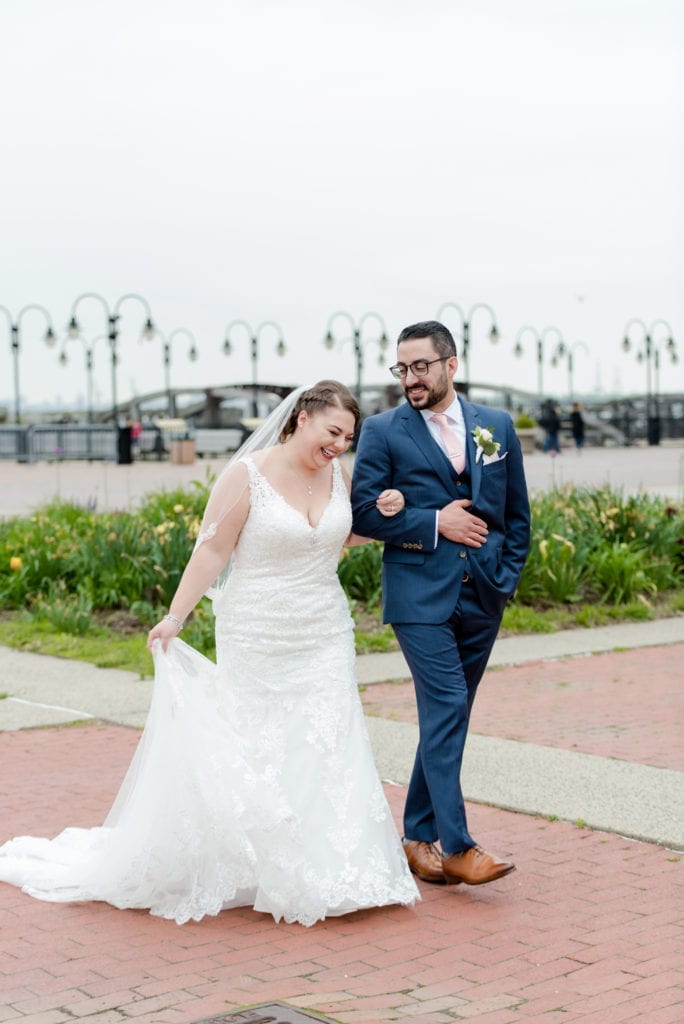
[513,486,682,606]
[354,625,396,653]
[0,483,681,642]
[337,542,384,607]
[587,542,656,605]
[30,581,97,636]
[0,484,210,613]
[501,603,558,633]
[0,616,152,676]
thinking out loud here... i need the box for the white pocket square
[481,450,508,465]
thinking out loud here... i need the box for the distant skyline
[1,0,682,412]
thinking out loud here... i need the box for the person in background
[570,402,585,453]
[540,400,561,456]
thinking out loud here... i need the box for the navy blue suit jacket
[351,397,531,623]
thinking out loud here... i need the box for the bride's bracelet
[163,613,185,633]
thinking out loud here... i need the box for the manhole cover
[192,1004,336,1024]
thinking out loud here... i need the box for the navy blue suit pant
[393,583,502,855]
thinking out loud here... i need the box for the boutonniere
[471,425,501,463]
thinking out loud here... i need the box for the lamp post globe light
[67,292,155,424]
[622,318,678,445]
[59,333,110,424]
[223,320,286,419]
[0,303,56,424]
[436,301,499,394]
[150,328,199,418]
[513,324,566,403]
[323,311,390,403]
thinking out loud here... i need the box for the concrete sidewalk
[1,444,683,519]
[2,617,683,850]
[355,616,684,683]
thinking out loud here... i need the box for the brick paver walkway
[361,644,684,771]
[1,725,682,1024]
[1,643,683,1023]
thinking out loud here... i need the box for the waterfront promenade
[0,444,683,518]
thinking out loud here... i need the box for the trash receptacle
[117,425,133,465]
[647,415,661,446]
[170,437,196,464]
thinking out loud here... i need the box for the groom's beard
[403,373,453,410]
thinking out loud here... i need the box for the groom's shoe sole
[403,840,450,885]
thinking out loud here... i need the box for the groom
[352,321,530,886]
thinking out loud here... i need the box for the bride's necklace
[285,457,325,496]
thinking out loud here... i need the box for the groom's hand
[438,499,488,547]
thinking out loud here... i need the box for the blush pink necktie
[430,413,466,475]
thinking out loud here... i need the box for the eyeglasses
[389,357,450,380]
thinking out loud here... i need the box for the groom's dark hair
[397,321,457,358]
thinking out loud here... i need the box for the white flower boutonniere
[471,425,501,463]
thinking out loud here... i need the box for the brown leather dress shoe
[442,845,515,885]
[403,840,447,884]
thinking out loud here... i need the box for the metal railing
[0,425,117,462]
[0,424,243,462]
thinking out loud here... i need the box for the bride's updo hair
[279,380,361,442]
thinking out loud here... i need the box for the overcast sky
[1,0,682,413]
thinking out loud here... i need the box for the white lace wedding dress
[0,457,418,926]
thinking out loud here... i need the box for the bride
[0,380,419,926]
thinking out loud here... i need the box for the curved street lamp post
[68,292,155,424]
[323,311,389,403]
[59,333,109,423]
[551,340,589,400]
[622,318,678,445]
[513,325,566,403]
[223,320,286,418]
[436,302,499,394]
[151,328,199,417]
[0,304,56,424]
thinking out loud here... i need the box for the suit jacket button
[459,550,466,558]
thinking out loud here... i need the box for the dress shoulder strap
[331,457,349,499]
[240,455,256,479]
[238,456,271,506]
